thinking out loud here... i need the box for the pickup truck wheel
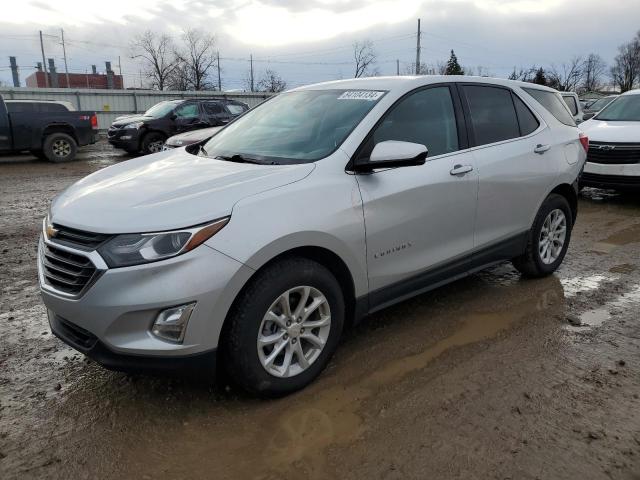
[43,133,77,163]
[222,257,344,397]
[141,132,165,155]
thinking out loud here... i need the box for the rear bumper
[49,311,217,376]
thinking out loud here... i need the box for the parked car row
[0,96,98,162]
[107,98,249,154]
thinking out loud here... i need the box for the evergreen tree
[533,67,547,85]
[445,50,464,75]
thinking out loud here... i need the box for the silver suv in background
[561,92,584,124]
[39,77,587,396]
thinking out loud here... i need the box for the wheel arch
[42,124,78,145]
[549,183,578,224]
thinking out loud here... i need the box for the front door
[355,85,478,306]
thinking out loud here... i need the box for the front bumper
[107,127,141,150]
[581,162,640,189]
[39,235,254,369]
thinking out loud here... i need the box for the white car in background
[579,89,640,190]
[561,92,584,124]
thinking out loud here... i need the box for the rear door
[356,84,478,302]
[460,84,560,252]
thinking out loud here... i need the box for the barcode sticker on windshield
[337,90,385,101]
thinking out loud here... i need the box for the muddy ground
[1,141,639,479]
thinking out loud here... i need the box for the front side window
[202,89,385,164]
[144,101,181,118]
[463,85,520,146]
[523,88,576,127]
[358,86,459,160]
[175,103,199,119]
[563,95,578,116]
[596,95,640,121]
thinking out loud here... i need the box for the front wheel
[141,132,165,155]
[512,193,573,277]
[222,257,344,397]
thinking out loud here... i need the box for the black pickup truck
[0,96,98,162]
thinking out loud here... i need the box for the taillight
[90,114,98,129]
[579,133,589,153]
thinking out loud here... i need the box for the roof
[292,75,558,94]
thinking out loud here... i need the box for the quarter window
[563,95,578,116]
[463,85,520,146]
[512,95,540,136]
[523,88,576,127]
[359,86,459,160]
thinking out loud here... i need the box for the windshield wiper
[216,154,275,165]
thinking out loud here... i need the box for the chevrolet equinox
[39,76,587,396]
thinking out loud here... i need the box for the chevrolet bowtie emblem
[596,145,615,151]
[46,223,59,238]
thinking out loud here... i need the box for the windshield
[144,100,181,118]
[587,97,615,112]
[595,95,640,121]
[201,89,386,164]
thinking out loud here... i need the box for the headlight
[123,121,144,129]
[98,217,229,268]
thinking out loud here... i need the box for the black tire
[141,131,165,155]
[43,133,77,163]
[512,193,573,278]
[222,257,345,397]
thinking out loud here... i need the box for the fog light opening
[151,303,196,344]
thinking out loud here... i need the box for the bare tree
[581,53,607,93]
[131,31,179,90]
[175,29,218,90]
[256,69,287,93]
[165,61,191,91]
[547,56,584,92]
[610,33,640,92]
[353,40,376,78]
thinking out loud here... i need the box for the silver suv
[39,77,587,396]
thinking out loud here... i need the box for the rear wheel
[222,257,344,397]
[43,133,77,163]
[512,194,573,277]
[141,132,165,155]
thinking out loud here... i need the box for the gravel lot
[1,141,639,479]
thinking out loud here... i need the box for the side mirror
[355,140,428,172]
[169,113,178,120]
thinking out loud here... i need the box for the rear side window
[359,86,459,159]
[463,86,520,146]
[562,95,578,116]
[6,102,36,113]
[524,88,576,126]
[513,95,540,136]
[203,102,224,115]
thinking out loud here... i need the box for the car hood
[111,115,152,127]
[166,126,222,146]
[50,149,315,234]
[579,119,640,143]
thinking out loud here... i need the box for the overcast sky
[1,0,639,90]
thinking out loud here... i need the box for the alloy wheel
[148,141,164,153]
[539,208,567,264]
[52,139,71,157]
[257,286,331,378]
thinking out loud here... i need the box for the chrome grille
[587,142,640,165]
[50,224,111,251]
[42,244,97,295]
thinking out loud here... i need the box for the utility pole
[249,54,254,92]
[39,30,49,87]
[61,28,70,88]
[217,51,221,91]
[396,59,400,76]
[415,18,421,75]
[118,55,122,75]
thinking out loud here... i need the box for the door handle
[450,164,473,176]
[534,144,551,154]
